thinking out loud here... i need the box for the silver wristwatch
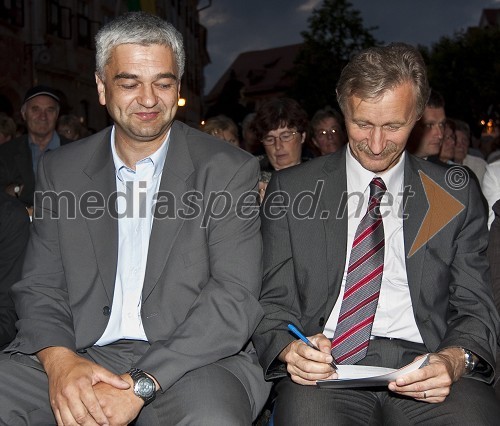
[128,368,156,405]
[462,348,478,374]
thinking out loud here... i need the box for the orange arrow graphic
[408,170,465,257]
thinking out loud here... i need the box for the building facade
[0,0,209,131]
[204,44,302,125]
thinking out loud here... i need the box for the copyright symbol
[445,166,469,190]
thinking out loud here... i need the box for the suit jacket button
[319,317,325,327]
[103,306,111,316]
[77,348,87,354]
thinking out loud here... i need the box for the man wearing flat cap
[0,85,71,207]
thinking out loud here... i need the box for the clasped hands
[38,347,145,426]
[279,333,466,403]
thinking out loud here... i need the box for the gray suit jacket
[253,148,499,383]
[487,200,500,391]
[6,121,270,415]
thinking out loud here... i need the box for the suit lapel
[322,149,348,315]
[142,122,194,301]
[403,154,428,306]
[83,128,118,302]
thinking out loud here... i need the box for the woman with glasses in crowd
[310,106,347,156]
[250,98,309,200]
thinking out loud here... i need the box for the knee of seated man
[171,400,252,426]
[163,363,254,425]
[384,377,500,424]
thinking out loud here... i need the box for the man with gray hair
[253,43,499,424]
[0,12,270,425]
[0,85,70,206]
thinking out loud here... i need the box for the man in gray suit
[488,199,500,398]
[0,12,270,425]
[253,43,499,424]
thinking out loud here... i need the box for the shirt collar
[29,131,60,151]
[346,145,405,197]
[110,126,170,181]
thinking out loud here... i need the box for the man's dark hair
[427,89,445,109]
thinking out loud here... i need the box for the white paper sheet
[316,354,430,389]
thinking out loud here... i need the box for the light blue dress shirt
[96,127,169,346]
[30,132,61,175]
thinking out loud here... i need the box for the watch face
[136,377,155,397]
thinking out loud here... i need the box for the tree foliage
[421,26,500,136]
[287,1,499,135]
[287,0,379,115]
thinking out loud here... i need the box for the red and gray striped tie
[331,177,387,364]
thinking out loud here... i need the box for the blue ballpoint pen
[287,323,337,369]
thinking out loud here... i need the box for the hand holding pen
[288,323,337,370]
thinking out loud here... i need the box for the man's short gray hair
[336,43,429,119]
[95,12,185,80]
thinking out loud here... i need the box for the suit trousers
[273,339,500,426]
[0,340,252,426]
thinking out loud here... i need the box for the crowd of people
[0,10,499,426]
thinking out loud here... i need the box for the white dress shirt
[463,154,487,184]
[96,127,170,346]
[481,158,500,229]
[324,148,423,343]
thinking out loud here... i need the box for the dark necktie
[331,177,387,364]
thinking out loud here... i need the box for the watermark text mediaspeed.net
[33,166,469,253]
